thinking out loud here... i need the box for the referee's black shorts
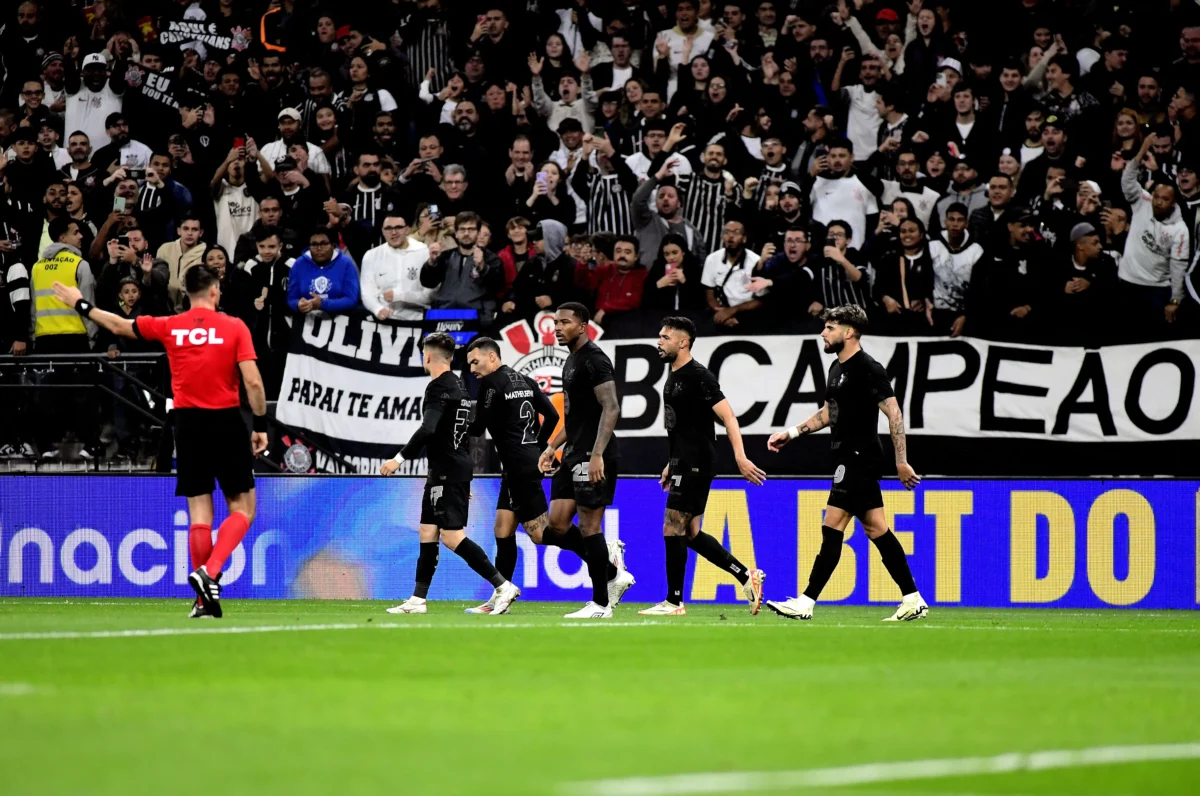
[826,452,884,519]
[551,449,619,509]
[497,471,548,524]
[420,480,471,530]
[665,461,715,517]
[173,407,255,499]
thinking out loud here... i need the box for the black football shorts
[496,472,549,523]
[826,453,884,519]
[550,449,619,509]
[665,461,715,516]
[420,480,471,530]
[173,408,255,499]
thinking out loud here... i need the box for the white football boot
[765,595,814,620]
[637,601,686,616]
[563,601,613,619]
[742,569,766,615]
[607,540,636,607]
[464,590,498,614]
[883,593,929,622]
[386,597,427,614]
[491,582,521,615]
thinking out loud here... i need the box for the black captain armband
[74,298,94,318]
[253,415,269,433]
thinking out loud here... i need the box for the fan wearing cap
[1018,114,1074,205]
[624,117,692,183]
[1056,222,1118,344]
[840,2,915,77]
[90,113,152,177]
[259,108,332,178]
[64,51,125,150]
[1117,134,1189,330]
[963,205,1053,341]
[933,155,987,230]
[38,51,67,113]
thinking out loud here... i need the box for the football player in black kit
[538,302,636,619]
[639,316,769,616]
[461,337,562,614]
[379,332,521,615]
[764,306,928,622]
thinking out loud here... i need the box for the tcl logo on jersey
[169,328,226,346]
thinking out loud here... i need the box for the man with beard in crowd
[880,148,939,228]
[933,156,987,231]
[810,139,879,250]
[328,151,400,263]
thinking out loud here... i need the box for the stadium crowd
[1,0,1198,459]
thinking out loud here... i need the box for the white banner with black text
[273,311,1199,474]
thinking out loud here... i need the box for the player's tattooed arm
[591,381,619,457]
[879,397,907,463]
[768,403,829,451]
[588,381,620,483]
[880,397,921,490]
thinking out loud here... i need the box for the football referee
[53,267,269,619]
[764,305,928,622]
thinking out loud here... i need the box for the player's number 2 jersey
[472,365,556,477]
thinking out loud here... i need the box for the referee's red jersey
[134,308,257,409]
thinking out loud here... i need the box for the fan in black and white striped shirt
[399,7,457,93]
[301,70,348,141]
[1,255,31,354]
[752,137,791,207]
[682,142,734,255]
[334,151,401,263]
[573,142,639,236]
[816,220,872,311]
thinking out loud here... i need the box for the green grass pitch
[1,600,1197,795]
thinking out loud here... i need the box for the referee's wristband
[74,298,94,318]
[252,414,269,433]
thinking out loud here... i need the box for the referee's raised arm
[51,281,137,339]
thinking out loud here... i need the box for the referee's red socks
[204,512,251,577]
[188,524,213,571]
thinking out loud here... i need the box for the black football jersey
[825,349,894,464]
[561,340,619,459]
[403,370,473,482]
[664,359,725,468]
[472,365,557,476]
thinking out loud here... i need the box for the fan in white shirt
[810,140,880,250]
[360,212,437,321]
[652,2,715,101]
[259,108,331,175]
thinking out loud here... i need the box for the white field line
[561,743,1200,796]
[0,619,1196,642]
[0,683,37,696]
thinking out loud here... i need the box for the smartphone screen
[113,197,126,212]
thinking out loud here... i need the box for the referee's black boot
[188,567,223,619]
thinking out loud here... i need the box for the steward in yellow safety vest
[31,218,95,352]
